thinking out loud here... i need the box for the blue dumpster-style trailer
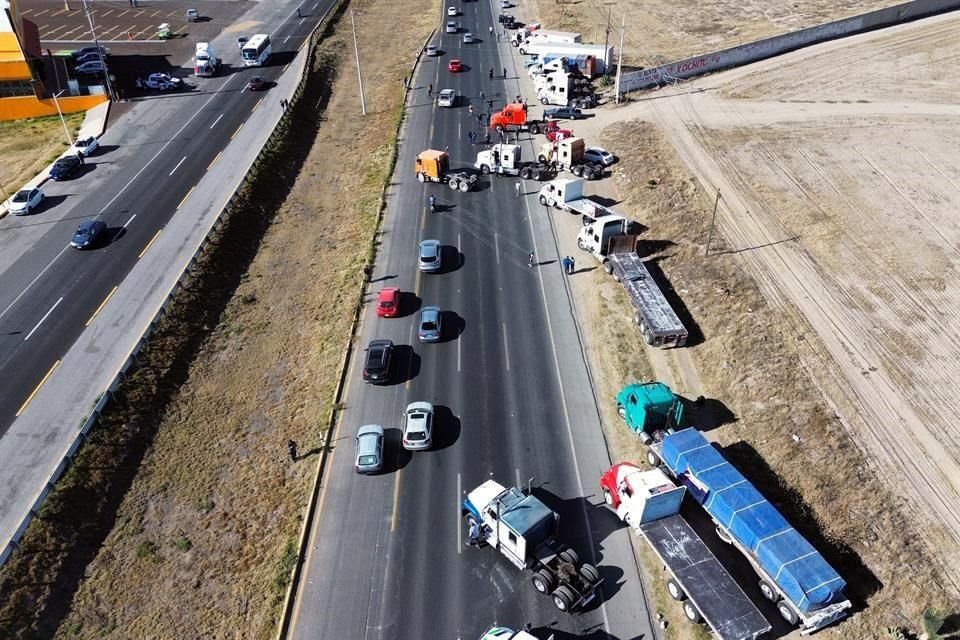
[652,428,852,633]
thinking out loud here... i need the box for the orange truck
[415,149,478,192]
[488,103,549,135]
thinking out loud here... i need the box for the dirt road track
[610,11,960,583]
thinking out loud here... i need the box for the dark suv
[362,339,394,384]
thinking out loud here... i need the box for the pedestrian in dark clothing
[76,152,84,165]
[487,99,494,110]
[489,68,493,80]
[484,130,491,144]
[479,90,485,101]
[476,114,482,126]
[428,83,433,96]
[502,67,507,78]
[516,95,521,103]
[468,131,476,144]
[363,265,372,281]
[297,7,302,18]
[569,256,576,274]
[287,440,298,462]
[562,256,570,274]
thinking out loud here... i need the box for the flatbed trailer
[607,251,688,347]
[641,514,770,639]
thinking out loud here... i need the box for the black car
[71,220,106,249]
[71,46,108,59]
[362,339,394,384]
[543,106,585,120]
[49,155,81,180]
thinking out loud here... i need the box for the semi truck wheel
[777,602,799,626]
[480,164,490,175]
[448,178,460,190]
[417,172,426,183]
[666,578,686,601]
[603,488,614,505]
[529,123,540,134]
[519,167,531,179]
[540,97,548,105]
[571,165,583,177]
[579,563,600,584]
[646,449,661,468]
[759,580,779,602]
[538,154,547,164]
[458,180,470,192]
[558,549,580,565]
[617,405,626,420]
[577,238,586,250]
[603,261,614,275]
[552,586,575,612]
[683,602,702,623]
[531,569,555,594]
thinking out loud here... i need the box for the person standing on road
[515,181,521,197]
[479,89,485,102]
[562,256,570,275]
[76,152,84,165]
[489,68,493,80]
[502,67,507,78]
[428,83,433,97]
[569,256,576,274]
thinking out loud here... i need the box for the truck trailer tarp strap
[660,428,846,613]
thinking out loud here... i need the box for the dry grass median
[0,113,84,196]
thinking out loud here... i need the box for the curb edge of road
[271,12,440,640]
[0,100,112,220]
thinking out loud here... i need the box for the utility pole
[80,0,118,101]
[614,14,625,103]
[705,189,721,256]
[350,10,366,116]
[51,89,74,148]
[602,6,611,76]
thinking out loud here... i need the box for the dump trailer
[616,381,684,454]
[538,137,602,180]
[475,144,551,180]
[577,217,688,347]
[489,103,549,135]
[537,177,618,224]
[600,463,770,639]
[414,149,477,192]
[652,428,853,632]
[462,480,603,612]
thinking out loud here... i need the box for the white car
[402,402,434,451]
[73,136,99,157]
[426,44,439,56]
[445,21,457,33]
[437,89,456,107]
[8,188,44,215]
[463,32,473,44]
[583,147,616,166]
[500,0,510,7]
[447,6,458,16]
[144,73,183,91]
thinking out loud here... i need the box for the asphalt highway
[0,1,335,432]
[289,1,656,638]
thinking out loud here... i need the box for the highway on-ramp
[288,2,656,638]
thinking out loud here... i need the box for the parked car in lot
[583,147,616,166]
[417,240,442,272]
[426,44,439,56]
[445,21,458,33]
[71,46,108,59]
[185,8,200,21]
[402,402,434,451]
[8,188,44,215]
[545,127,573,142]
[49,155,81,181]
[75,52,104,65]
[376,287,400,318]
[463,32,473,44]
[437,89,456,107]
[543,106,584,120]
[75,61,106,76]
[362,339,394,384]
[73,136,99,157]
[447,58,461,72]
[417,306,443,342]
[355,424,385,473]
[246,76,267,91]
[70,220,106,249]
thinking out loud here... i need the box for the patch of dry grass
[0,113,85,195]
[577,119,955,638]
[0,0,435,638]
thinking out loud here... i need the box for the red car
[447,58,462,72]
[545,128,573,142]
[376,287,400,317]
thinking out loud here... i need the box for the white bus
[241,34,272,66]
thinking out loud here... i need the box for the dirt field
[0,113,84,197]
[0,0,433,637]
[556,9,960,638]
[528,0,905,66]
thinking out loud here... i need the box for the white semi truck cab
[462,480,603,612]
[194,42,221,76]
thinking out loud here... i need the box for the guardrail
[618,0,960,94]
[0,6,336,569]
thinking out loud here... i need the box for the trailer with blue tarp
[652,428,852,633]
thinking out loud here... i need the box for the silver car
[418,306,442,342]
[418,240,442,272]
[402,402,434,451]
[355,424,385,473]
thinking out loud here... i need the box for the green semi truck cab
[616,382,684,445]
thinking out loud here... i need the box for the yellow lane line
[251,97,263,113]
[16,360,61,417]
[85,285,118,326]
[138,229,161,258]
[230,124,243,140]
[176,186,196,210]
[207,150,222,171]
